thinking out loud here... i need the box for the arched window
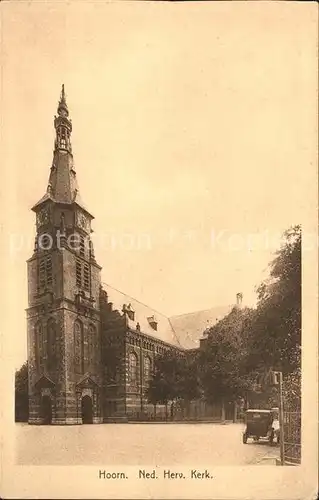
[128,352,138,383]
[144,356,151,382]
[47,318,56,371]
[35,321,43,370]
[74,320,84,374]
[88,324,96,368]
[83,326,89,373]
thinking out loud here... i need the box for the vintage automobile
[242,409,276,444]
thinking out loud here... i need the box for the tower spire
[57,84,69,117]
[31,87,89,214]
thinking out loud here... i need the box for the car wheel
[243,433,247,444]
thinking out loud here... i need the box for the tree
[15,361,29,422]
[146,351,178,419]
[248,225,301,375]
[282,368,301,411]
[146,349,201,419]
[178,351,201,402]
[199,307,256,405]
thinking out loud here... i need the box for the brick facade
[100,287,179,422]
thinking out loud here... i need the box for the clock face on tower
[77,212,89,232]
[37,206,50,227]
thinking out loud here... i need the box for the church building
[26,87,237,424]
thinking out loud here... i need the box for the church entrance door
[40,395,52,425]
[81,395,93,424]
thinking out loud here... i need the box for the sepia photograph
[1,1,318,499]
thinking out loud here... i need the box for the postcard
[0,1,318,499]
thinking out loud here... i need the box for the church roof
[102,282,234,350]
[102,283,182,348]
[170,305,234,350]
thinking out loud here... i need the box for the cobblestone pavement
[15,422,279,466]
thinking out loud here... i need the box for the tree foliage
[146,351,177,406]
[282,368,301,411]
[178,351,202,402]
[146,349,201,409]
[147,226,301,408]
[248,225,301,375]
[199,307,256,403]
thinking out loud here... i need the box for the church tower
[27,86,102,424]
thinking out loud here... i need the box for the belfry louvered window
[79,236,85,257]
[83,264,90,290]
[39,260,46,288]
[76,259,90,292]
[39,256,53,289]
[76,259,82,287]
[46,258,52,285]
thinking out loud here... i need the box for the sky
[1,1,317,368]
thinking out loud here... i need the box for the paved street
[15,422,279,466]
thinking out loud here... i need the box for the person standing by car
[271,407,280,443]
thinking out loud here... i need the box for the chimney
[236,293,243,308]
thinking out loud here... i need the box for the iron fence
[283,411,301,464]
